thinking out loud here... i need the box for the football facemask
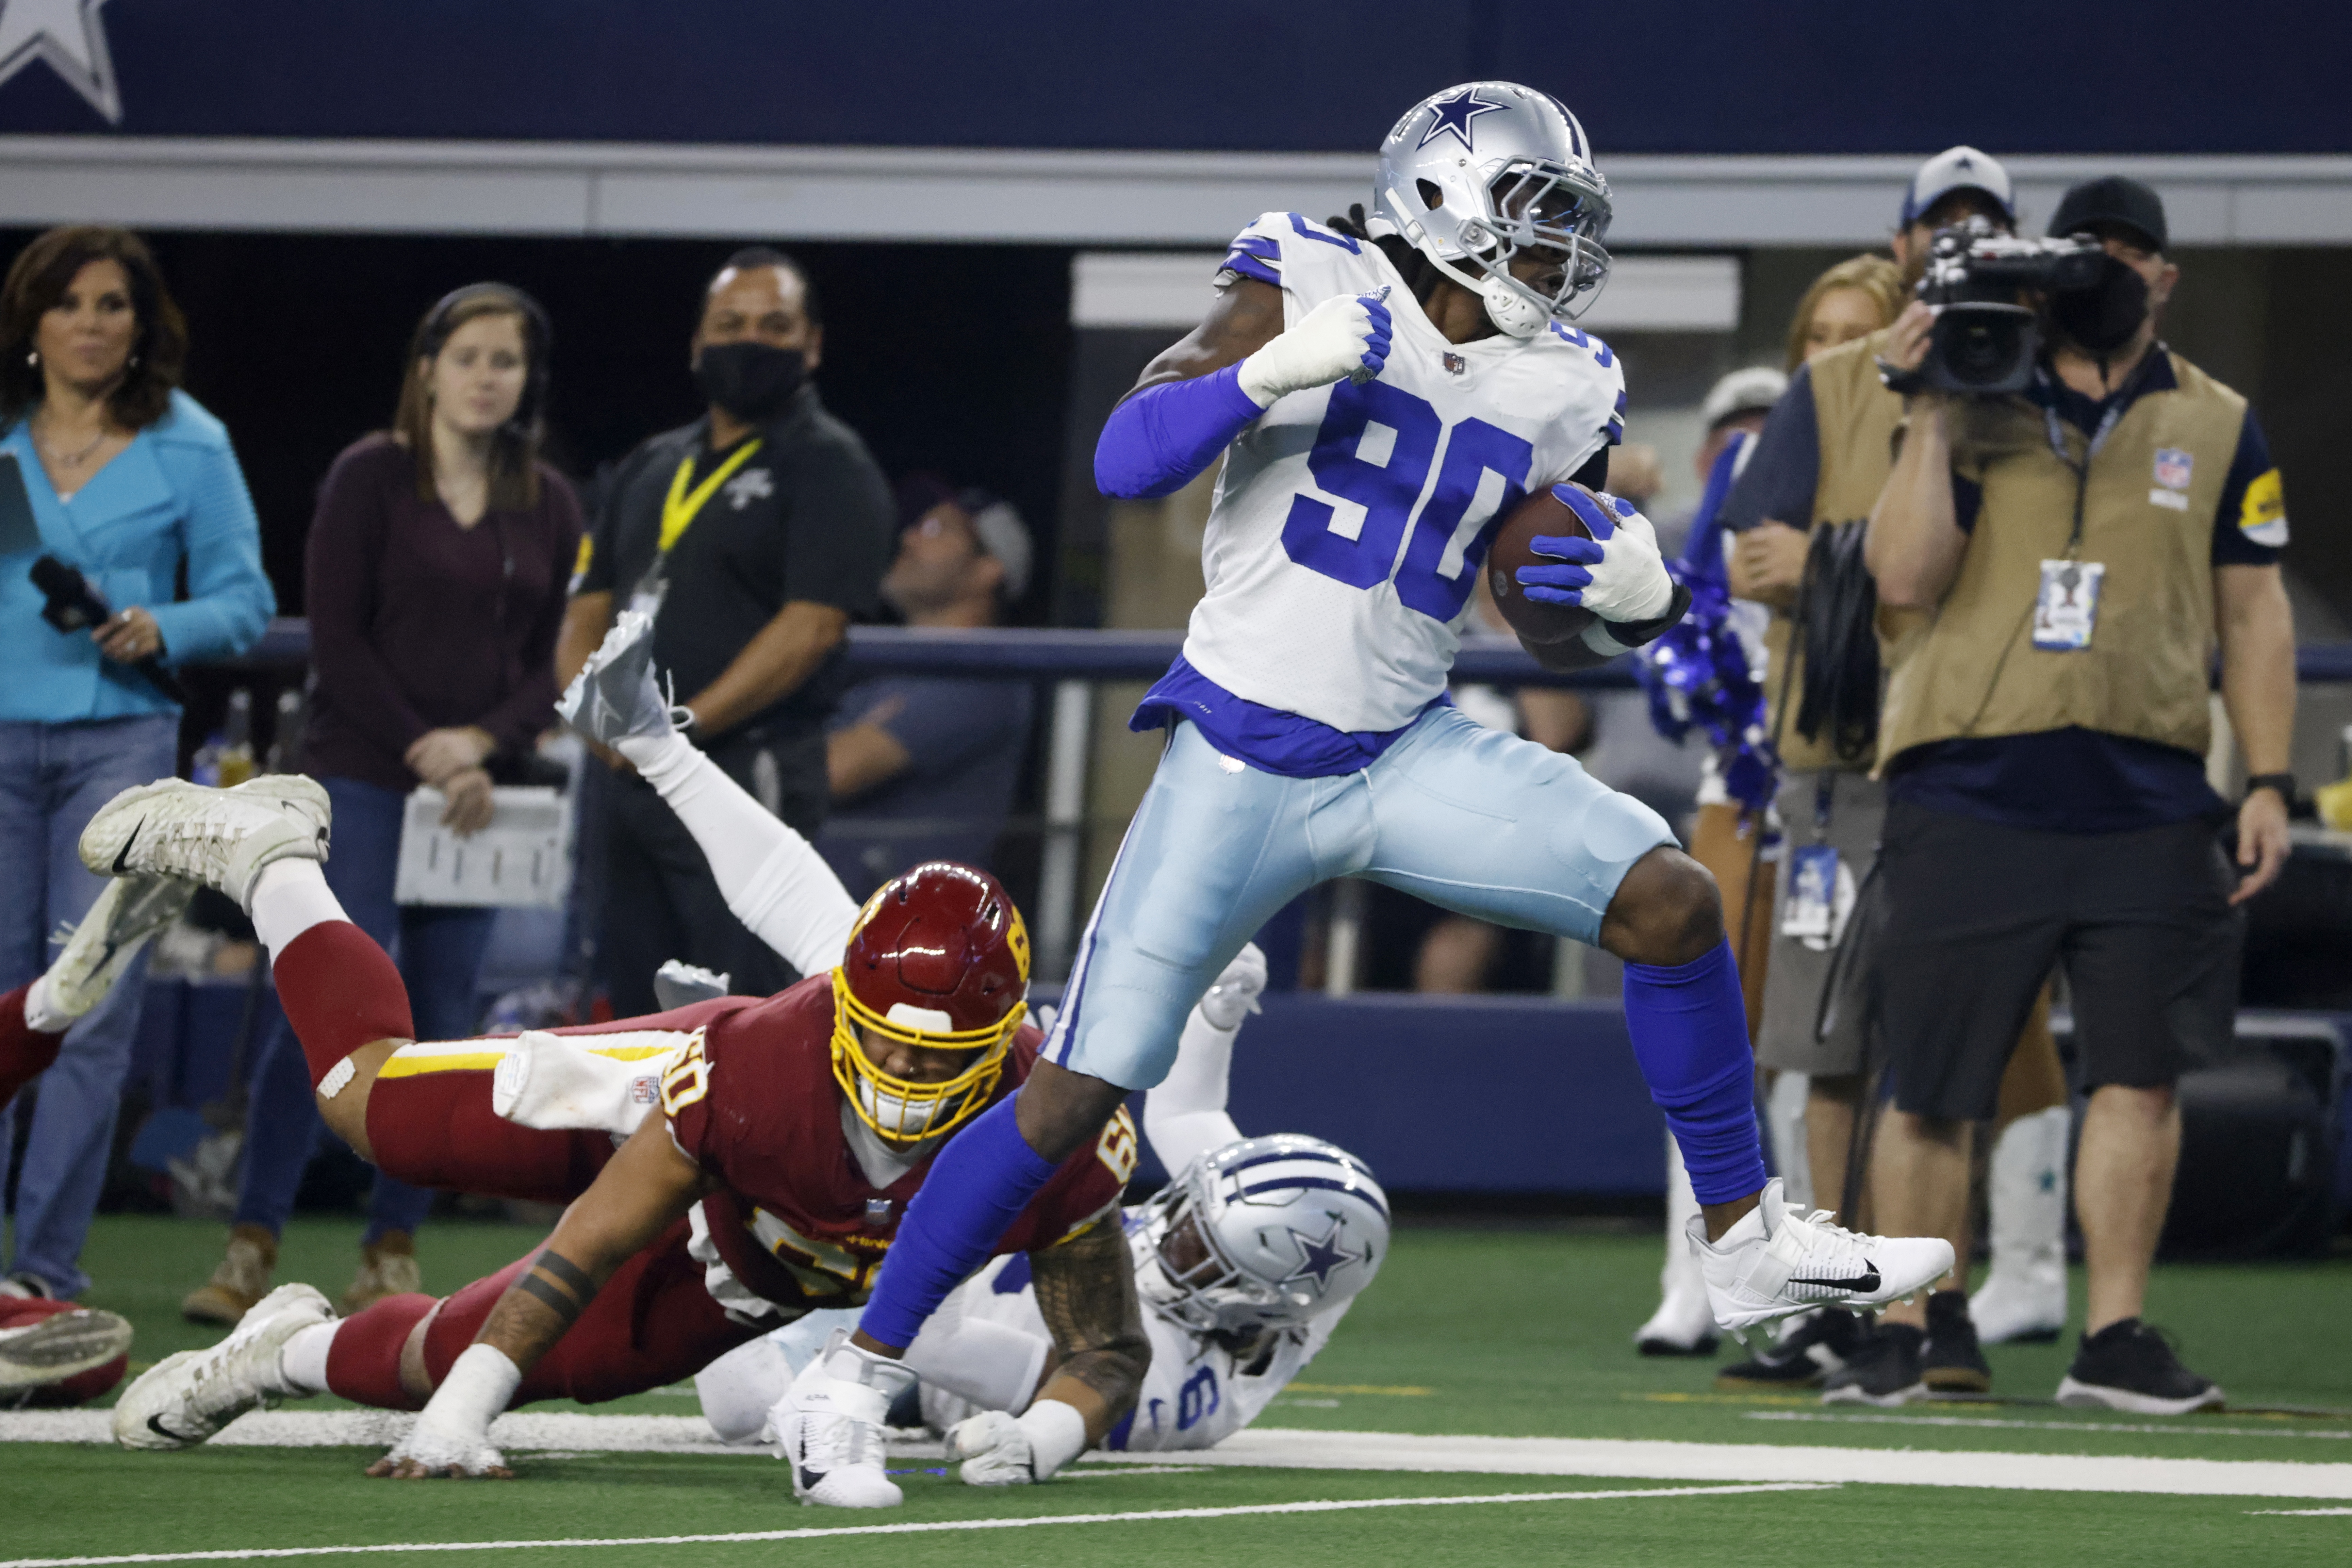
[829,970,1020,1147]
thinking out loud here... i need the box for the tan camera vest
[1876,348,2246,771]
[1757,328,1908,773]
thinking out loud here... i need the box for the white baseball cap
[1900,146,2016,227]
[1701,365,1789,432]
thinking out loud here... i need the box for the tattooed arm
[369,1114,711,1479]
[1026,1209,1153,1441]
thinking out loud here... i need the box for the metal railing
[219,619,2352,983]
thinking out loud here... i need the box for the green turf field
[6,1213,2349,1566]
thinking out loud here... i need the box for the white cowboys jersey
[1183,211,1627,735]
[919,1223,1346,1453]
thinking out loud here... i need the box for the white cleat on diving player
[112,1283,331,1450]
[1689,1178,1953,1334]
[78,776,331,906]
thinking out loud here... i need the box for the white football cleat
[1972,1105,2071,1343]
[112,1283,332,1450]
[43,873,192,1022]
[0,1305,134,1393]
[557,609,685,749]
[78,778,330,907]
[773,1329,916,1508]
[1688,1178,1954,1333]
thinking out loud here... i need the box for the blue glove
[1514,485,1676,622]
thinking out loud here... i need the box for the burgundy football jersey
[644,976,1134,1316]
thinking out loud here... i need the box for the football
[1486,481,1598,647]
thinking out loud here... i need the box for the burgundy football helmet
[831,861,1030,1145]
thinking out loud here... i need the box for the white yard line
[1096,1427,2352,1499]
[2247,1507,2352,1516]
[0,1483,1831,1567]
[1748,1411,2352,1441]
[9,1410,2352,1498]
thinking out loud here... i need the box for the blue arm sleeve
[1094,362,1267,500]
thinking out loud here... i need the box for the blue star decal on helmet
[1279,1218,1364,1294]
[1416,87,1508,154]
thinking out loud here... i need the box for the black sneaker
[1922,1290,1992,1393]
[2056,1319,2223,1416]
[1716,1309,1865,1390]
[1821,1322,1926,1407]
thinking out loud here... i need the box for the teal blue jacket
[0,389,274,722]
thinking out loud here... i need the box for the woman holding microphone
[181,284,582,1323]
[0,226,274,1301]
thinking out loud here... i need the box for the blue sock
[857,1096,1058,1351]
[1622,938,1769,1206]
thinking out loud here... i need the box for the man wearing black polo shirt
[559,248,892,1013]
[1852,178,2295,1413]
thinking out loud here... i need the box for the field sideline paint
[0,1483,1832,1567]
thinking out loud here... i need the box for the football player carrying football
[771,80,1955,1505]
[85,774,1144,1508]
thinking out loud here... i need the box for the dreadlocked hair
[1325,205,1445,311]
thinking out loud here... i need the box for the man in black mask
[1856,178,2296,1414]
[560,247,892,1013]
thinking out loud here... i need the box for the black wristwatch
[2244,772,2296,806]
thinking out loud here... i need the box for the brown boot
[180,1224,277,1325]
[340,1231,422,1315]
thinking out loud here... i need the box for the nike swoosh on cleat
[798,1466,825,1491]
[1787,1262,1881,1293]
[146,1412,193,1444]
[111,820,145,875]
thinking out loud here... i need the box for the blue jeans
[0,714,180,1297]
[233,777,496,1243]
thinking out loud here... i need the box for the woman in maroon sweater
[181,285,582,1324]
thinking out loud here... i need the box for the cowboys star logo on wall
[0,0,121,122]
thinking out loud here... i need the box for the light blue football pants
[1047,706,1676,1090]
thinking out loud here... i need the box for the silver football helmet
[1372,81,1613,337]
[1134,1134,1389,1338]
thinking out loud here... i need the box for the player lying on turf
[88,777,1145,1505]
[774,80,1958,1506]
[698,944,1390,1460]
[567,615,1388,1470]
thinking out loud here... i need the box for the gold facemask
[829,969,1023,1146]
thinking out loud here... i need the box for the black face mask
[693,341,805,421]
[2050,255,2150,357]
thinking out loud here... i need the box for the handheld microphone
[31,554,188,705]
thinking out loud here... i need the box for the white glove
[1515,486,1677,624]
[1236,290,1394,407]
[945,1400,1089,1487]
[1199,942,1268,1031]
[944,1410,1034,1486]
[368,1344,518,1479]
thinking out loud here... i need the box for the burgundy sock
[0,984,64,1106]
[273,923,414,1089]
[322,1291,439,1412]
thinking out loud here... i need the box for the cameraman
[1712,150,2073,1390]
[1858,178,2293,1413]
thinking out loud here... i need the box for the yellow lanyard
[658,439,763,555]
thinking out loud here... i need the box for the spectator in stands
[181,284,580,1323]
[558,248,891,1012]
[0,227,272,1301]
[818,477,1037,901]
[1704,156,2086,1391]
[1855,177,2293,1413]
